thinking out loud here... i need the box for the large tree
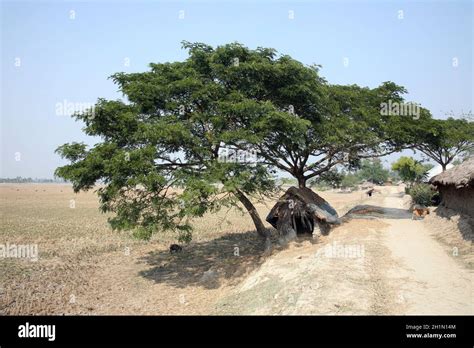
[184,43,414,188]
[229,80,416,188]
[55,41,421,241]
[56,43,286,241]
[410,117,474,171]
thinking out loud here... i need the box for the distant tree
[388,170,401,182]
[280,177,298,186]
[391,156,433,188]
[411,117,474,171]
[340,173,360,189]
[309,169,344,189]
[357,159,390,184]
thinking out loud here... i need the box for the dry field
[0,183,369,315]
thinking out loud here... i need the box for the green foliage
[55,42,286,241]
[357,159,389,184]
[132,226,154,241]
[391,156,433,187]
[340,173,360,188]
[179,42,413,187]
[407,117,474,169]
[409,183,436,206]
[176,225,193,244]
[54,41,432,241]
[309,169,343,189]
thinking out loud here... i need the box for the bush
[409,183,436,206]
[340,173,360,189]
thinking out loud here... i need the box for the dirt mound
[424,206,474,269]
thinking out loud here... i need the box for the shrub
[340,173,360,189]
[409,183,436,206]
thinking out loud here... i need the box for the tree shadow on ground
[138,228,282,289]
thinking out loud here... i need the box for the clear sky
[1,0,472,178]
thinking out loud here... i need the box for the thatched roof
[266,187,340,231]
[430,157,474,188]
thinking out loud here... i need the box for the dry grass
[0,184,367,315]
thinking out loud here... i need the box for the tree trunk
[234,189,269,239]
[297,176,307,189]
[441,163,447,171]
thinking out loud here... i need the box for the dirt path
[215,187,473,314]
[382,192,473,314]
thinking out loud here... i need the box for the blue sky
[1,0,472,178]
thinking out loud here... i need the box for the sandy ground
[215,186,473,315]
[1,184,472,315]
[0,184,368,315]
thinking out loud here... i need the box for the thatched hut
[266,187,341,241]
[429,157,474,217]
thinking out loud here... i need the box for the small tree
[340,173,360,189]
[391,156,433,188]
[357,159,389,184]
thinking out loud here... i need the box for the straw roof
[266,187,340,229]
[430,157,474,188]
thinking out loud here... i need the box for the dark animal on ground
[169,244,182,253]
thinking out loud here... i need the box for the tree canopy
[407,117,474,171]
[391,156,433,187]
[55,41,461,242]
[357,159,390,184]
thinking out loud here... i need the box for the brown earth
[0,184,471,315]
[216,187,473,315]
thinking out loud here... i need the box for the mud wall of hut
[439,185,474,217]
